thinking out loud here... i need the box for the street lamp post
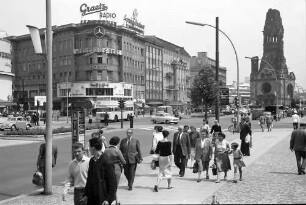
[186,20,240,128]
[245,56,278,120]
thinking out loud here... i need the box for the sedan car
[151,113,179,124]
[0,116,32,131]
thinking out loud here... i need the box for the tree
[190,67,219,120]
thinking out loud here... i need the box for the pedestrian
[228,142,245,183]
[265,113,273,132]
[36,134,58,187]
[151,125,164,153]
[214,132,231,183]
[80,137,117,205]
[183,125,190,167]
[240,121,252,156]
[259,115,266,132]
[189,125,200,168]
[153,130,173,192]
[202,120,210,132]
[142,109,145,117]
[103,136,126,186]
[62,142,90,204]
[85,131,107,158]
[119,128,143,191]
[290,122,306,175]
[195,128,213,182]
[292,111,300,130]
[210,120,222,145]
[88,112,93,129]
[172,125,191,177]
[104,112,109,127]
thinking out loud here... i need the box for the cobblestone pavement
[202,132,306,204]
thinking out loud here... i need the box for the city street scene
[0,0,305,204]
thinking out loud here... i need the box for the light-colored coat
[194,138,213,161]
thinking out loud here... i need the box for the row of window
[123,73,144,85]
[123,42,144,56]
[74,38,119,50]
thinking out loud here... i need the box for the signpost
[71,110,86,159]
[220,87,230,105]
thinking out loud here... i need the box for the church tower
[249,9,295,107]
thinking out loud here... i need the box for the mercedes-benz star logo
[94,26,105,38]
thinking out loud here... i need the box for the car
[0,116,32,131]
[151,113,179,124]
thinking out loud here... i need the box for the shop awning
[0,100,17,107]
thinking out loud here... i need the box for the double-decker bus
[94,96,134,122]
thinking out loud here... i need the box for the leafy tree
[190,67,219,120]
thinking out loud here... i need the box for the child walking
[229,142,246,183]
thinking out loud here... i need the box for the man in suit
[119,128,143,190]
[290,122,306,175]
[173,125,191,177]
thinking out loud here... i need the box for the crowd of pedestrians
[33,108,306,205]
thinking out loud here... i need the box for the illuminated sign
[124,9,145,35]
[94,26,105,38]
[73,47,122,55]
[80,20,117,28]
[80,3,108,16]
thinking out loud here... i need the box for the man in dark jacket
[119,128,143,191]
[290,122,306,175]
[81,137,117,205]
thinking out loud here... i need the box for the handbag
[150,160,157,170]
[211,163,217,175]
[150,149,154,154]
[245,134,251,143]
[192,162,198,173]
[32,170,44,186]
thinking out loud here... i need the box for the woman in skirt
[154,130,173,192]
[214,132,231,183]
[195,128,213,182]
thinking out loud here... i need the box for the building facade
[0,35,15,112]
[7,20,145,114]
[190,52,227,87]
[249,9,295,107]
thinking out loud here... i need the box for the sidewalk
[2,124,304,204]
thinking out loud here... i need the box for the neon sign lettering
[80,3,108,16]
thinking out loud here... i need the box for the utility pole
[215,17,220,122]
[44,0,53,194]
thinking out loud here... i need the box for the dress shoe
[301,169,305,175]
[206,175,209,179]
[197,179,201,183]
[154,185,158,192]
[128,187,132,191]
[179,174,184,177]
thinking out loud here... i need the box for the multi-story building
[190,52,227,87]
[144,36,191,112]
[227,78,251,106]
[0,34,15,112]
[7,20,146,114]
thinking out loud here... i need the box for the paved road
[0,114,296,201]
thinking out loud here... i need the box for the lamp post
[245,56,279,120]
[186,20,240,127]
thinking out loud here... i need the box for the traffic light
[118,99,126,109]
[234,97,238,107]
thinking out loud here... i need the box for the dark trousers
[240,140,250,156]
[105,119,108,126]
[293,123,299,130]
[123,163,137,188]
[74,188,86,205]
[295,151,306,174]
[87,195,99,205]
[174,145,187,176]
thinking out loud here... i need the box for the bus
[94,97,134,122]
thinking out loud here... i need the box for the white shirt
[292,114,300,123]
[152,132,163,151]
[64,155,90,188]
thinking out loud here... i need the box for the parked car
[151,113,179,124]
[0,116,32,131]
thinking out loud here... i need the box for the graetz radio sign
[80,3,108,16]
[80,2,116,19]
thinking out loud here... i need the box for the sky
[0,0,305,90]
